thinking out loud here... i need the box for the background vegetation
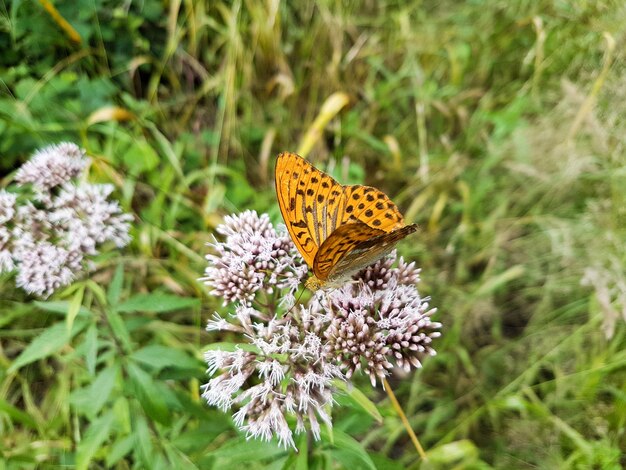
[1,0,625,468]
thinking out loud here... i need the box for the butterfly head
[305,275,325,291]
[305,274,356,291]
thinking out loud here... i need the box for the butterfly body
[275,152,417,290]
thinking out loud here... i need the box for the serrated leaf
[75,411,115,470]
[116,293,199,313]
[70,365,118,417]
[8,318,89,372]
[130,345,202,373]
[126,362,171,425]
[171,420,233,453]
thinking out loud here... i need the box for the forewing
[275,152,348,267]
[314,222,418,281]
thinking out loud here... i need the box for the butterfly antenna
[283,285,307,317]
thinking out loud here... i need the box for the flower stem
[383,377,427,461]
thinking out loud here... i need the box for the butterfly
[275,152,418,290]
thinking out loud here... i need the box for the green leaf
[84,323,98,377]
[323,429,376,470]
[133,414,156,467]
[130,345,203,373]
[70,365,119,417]
[425,440,479,464]
[34,300,91,317]
[0,399,38,429]
[294,433,308,470]
[105,308,133,352]
[116,293,199,313]
[335,380,383,423]
[8,317,89,372]
[106,434,135,467]
[75,411,115,470]
[122,138,159,174]
[163,442,200,470]
[171,420,233,453]
[209,438,287,463]
[369,453,406,470]
[126,362,171,425]
[107,263,125,306]
[66,284,85,333]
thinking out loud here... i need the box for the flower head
[13,236,81,297]
[15,142,88,195]
[1,143,132,297]
[201,210,306,305]
[202,211,441,448]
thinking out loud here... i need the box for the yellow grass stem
[38,0,81,44]
[383,377,428,461]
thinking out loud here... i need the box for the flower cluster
[201,210,308,305]
[0,143,132,297]
[202,211,441,449]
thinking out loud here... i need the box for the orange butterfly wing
[313,221,418,281]
[275,152,417,284]
[275,152,344,268]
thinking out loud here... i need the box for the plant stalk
[383,377,427,461]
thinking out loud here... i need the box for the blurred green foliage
[1,0,625,468]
